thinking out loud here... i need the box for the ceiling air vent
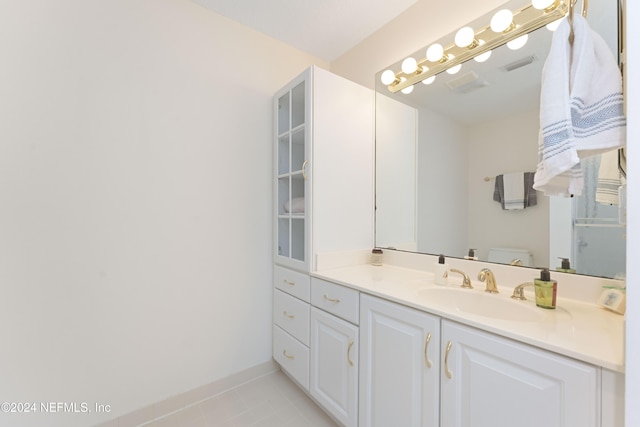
[445,70,489,94]
[501,55,537,72]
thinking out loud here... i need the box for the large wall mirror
[375,0,625,279]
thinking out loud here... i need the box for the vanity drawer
[273,325,309,390]
[311,278,359,325]
[274,265,310,302]
[274,289,310,346]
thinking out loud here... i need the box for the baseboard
[95,360,278,427]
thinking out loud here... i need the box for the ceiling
[190,0,419,62]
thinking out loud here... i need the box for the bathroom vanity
[272,59,624,426]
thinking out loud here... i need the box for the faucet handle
[511,282,534,300]
[450,268,472,289]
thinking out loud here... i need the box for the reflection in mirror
[375,0,624,278]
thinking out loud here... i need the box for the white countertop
[312,264,625,373]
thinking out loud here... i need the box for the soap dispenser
[534,268,557,309]
[556,257,576,273]
[464,249,478,261]
[434,254,449,285]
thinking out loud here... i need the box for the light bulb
[507,34,529,50]
[401,85,414,94]
[546,19,562,31]
[455,27,476,48]
[422,75,436,85]
[426,43,445,62]
[491,9,514,33]
[473,40,492,62]
[446,64,462,75]
[532,0,557,10]
[380,69,397,85]
[401,57,418,74]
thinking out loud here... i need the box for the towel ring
[568,0,589,45]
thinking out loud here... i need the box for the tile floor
[142,370,339,427]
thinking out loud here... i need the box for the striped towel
[493,172,537,210]
[533,15,626,197]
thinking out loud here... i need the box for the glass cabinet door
[276,79,308,267]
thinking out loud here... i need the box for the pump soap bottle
[464,249,478,261]
[556,257,576,273]
[434,254,449,285]
[534,268,557,309]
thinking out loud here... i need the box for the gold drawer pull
[444,340,453,379]
[424,332,433,368]
[283,310,295,319]
[284,279,296,286]
[347,340,354,367]
[323,294,340,304]
[302,160,309,180]
[283,350,295,360]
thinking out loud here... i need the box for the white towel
[596,150,623,205]
[533,15,626,197]
[284,197,304,213]
[503,172,525,210]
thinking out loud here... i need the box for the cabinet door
[274,68,312,271]
[310,307,358,427]
[359,295,440,427]
[440,320,599,427]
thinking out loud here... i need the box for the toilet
[488,247,533,267]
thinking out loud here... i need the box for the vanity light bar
[385,1,569,93]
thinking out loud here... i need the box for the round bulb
[446,64,462,75]
[473,40,492,62]
[422,75,436,85]
[401,85,414,94]
[546,19,562,31]
[532,0,557,10]
[490,9,514,33]
[426,43,444,62]
[401,57,418,74]
[507,34,529,50]
[455,26,475,48]
[380,69,397,85]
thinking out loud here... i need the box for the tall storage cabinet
[273,66,374,271]
[272,66,374,399]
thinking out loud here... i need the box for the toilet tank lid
[489,247,531,255]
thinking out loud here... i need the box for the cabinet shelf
[277,123,305,139]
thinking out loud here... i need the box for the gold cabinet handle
[323,294,340,304]
[347,339,354,367]
[424,332,433,368]
[444,340,453,379]
[283,350,295,360]
[302,160,309,180]
[283,310,295,319]
[283,279,296,286]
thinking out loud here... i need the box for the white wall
[0,1,326,426]
[625,1,639,424]
[467,108,549,265]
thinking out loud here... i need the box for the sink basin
[418,287,546,322]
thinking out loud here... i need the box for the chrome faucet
[511,282,535,300]
[477,268,498,293]
[450,268,472,289]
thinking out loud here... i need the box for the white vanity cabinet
[359,294,440,427]
[272,265,311,390]
[440,320,599,427]
[310,278,360,427]
[273,65,374,272]
[359,294,602,427]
